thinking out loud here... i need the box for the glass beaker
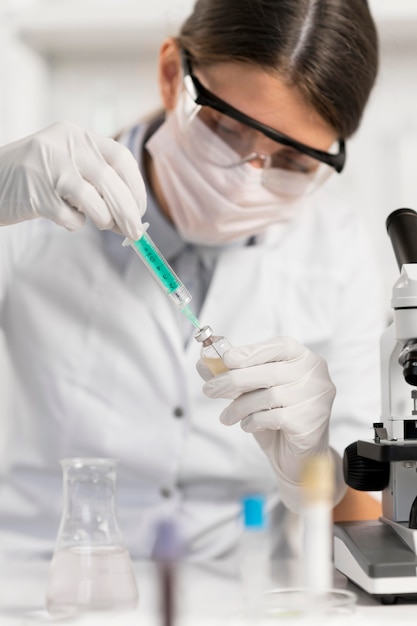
[45,458,138,616]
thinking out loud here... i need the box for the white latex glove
[199,337,344,511]
[0,121,147,239]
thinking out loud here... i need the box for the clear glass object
[122,232,200,329]
[264,588,357,619]
[262,456,357,619]
[194,325,232,375]
[45,458,138,616]
[239,494,270,619]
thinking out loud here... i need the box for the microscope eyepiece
[386,208,417,270]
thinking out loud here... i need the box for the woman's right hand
[0,121,147,239]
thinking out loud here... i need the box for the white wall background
[0,0,416,374]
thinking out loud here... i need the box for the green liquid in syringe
[133,234,180,292]
[124,232,202,332]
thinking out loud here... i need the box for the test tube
[301,455,334,596]
[123,233,200,328]
[239,494,270,618]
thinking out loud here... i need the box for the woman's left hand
[200,336,336,484]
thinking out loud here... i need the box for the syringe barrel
[168,284,192,307]
[123,233,191,307]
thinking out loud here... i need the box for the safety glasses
[179,48,346,185]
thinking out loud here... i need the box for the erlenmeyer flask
[45,457,138,616]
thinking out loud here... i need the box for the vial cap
[194,325,213,343]
[242,494,266,529]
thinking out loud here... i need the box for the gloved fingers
[91,163,141,235]
[232,404,325,437]
[196,358,215,382]
[57,128,146,240]
[222,336,307,369]
[55,169,115,231]
[241,410,285,433]
[77,157,146,240]
[251,430,281,456]
[110,224,123,236]
[220,385,335,431]
[92,133,147,217]
[33,174,88,231]
[219,388,282,426]
[47,198,87,231]
[219,384,312,429]
[203,354,320,399]
[239,406,314,434]
[0,120,146,234]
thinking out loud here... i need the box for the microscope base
[334,520,417,603]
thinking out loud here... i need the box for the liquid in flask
[45,457,138,616]
[194,325,232,375]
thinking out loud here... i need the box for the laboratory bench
[1,539,417,625]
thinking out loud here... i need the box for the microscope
[334,208,417,604]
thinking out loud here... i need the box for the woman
[0,0,381,560]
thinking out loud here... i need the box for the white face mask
[145,96,306,246]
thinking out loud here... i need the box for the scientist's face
[145,39,341,244]
[158,40,339,176]
[191,70,336,172]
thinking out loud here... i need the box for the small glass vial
[301,454,334,596]
[239,494,270,618]
[45,458,138,617]
[194,325,232,376]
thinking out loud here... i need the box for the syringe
[122,231,201,329]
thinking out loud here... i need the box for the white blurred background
[0,0,416,454]
[0,0,416,311]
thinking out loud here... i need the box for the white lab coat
[0,152,384,561]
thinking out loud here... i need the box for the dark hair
[178,0,378,138]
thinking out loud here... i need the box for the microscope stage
[334,520,417,600]
[358,439,417,462]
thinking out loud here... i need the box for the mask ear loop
[176,90,202,138]
[182,77,202,125]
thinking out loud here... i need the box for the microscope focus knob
[403,354,417,387]
[343,441,390,491]
[399,343,417,386]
